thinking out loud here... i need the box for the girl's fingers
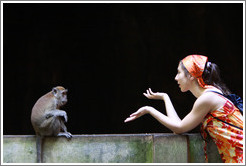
[149,88,154,94]
[130,111,140,117]
[144,91,151,99]
[145,90,148,96]
[124,116,136,122]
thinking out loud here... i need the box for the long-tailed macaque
[31,86,72,163]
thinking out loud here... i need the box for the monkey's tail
[36,135,43,163]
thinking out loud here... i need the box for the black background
[3,3,243,135]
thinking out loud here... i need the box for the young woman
[124,55,243,163]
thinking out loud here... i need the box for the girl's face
[175,63,193,92]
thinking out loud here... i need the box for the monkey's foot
[58,132,72,139]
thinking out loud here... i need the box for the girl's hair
[180,61,231,95]
[202,62,231,95]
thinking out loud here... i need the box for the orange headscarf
[181,54,208,88]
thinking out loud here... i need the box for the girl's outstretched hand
[143,88,166,100]
[124,106,153,123]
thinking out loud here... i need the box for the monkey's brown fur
[31,86,72,162]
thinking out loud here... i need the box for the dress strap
[208,113,243,130]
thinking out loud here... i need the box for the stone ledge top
[3,133,200,138]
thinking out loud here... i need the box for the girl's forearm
[163,94,182,122]
[148,107,182,133]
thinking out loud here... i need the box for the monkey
[31,86,72,163]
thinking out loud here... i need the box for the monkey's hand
[56,111,68,122]
[60,112,68,122]
[49,110,68,122]
[58,132,72,139]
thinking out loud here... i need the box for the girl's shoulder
[196,89,226,112]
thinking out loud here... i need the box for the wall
[2,133,222,163]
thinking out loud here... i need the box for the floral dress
[200,94,243,163]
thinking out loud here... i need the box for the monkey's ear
[52,87,58,95]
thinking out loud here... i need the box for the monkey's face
[52,87,68,107]
[60,90,68,106]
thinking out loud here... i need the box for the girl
[124,55,243,163]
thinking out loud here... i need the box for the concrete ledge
[3,135,37,163]
[42,134,153,163]
[3,133,222,163]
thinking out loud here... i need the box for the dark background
[3,3,243,135]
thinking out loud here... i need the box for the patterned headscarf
[181,54,208,88]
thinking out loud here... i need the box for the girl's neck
[190,84,218,98]
[190,86,206,98]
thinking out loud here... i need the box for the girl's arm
[144,88,181,122]
[125,89,214,134]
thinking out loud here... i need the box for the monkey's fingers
[62,115,68,122]
[58,132,72,139]
[67,132,72,138]
[65,132,72,139]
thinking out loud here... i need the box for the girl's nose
[175,74,178,81]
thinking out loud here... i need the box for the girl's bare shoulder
[196,91,225,111]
